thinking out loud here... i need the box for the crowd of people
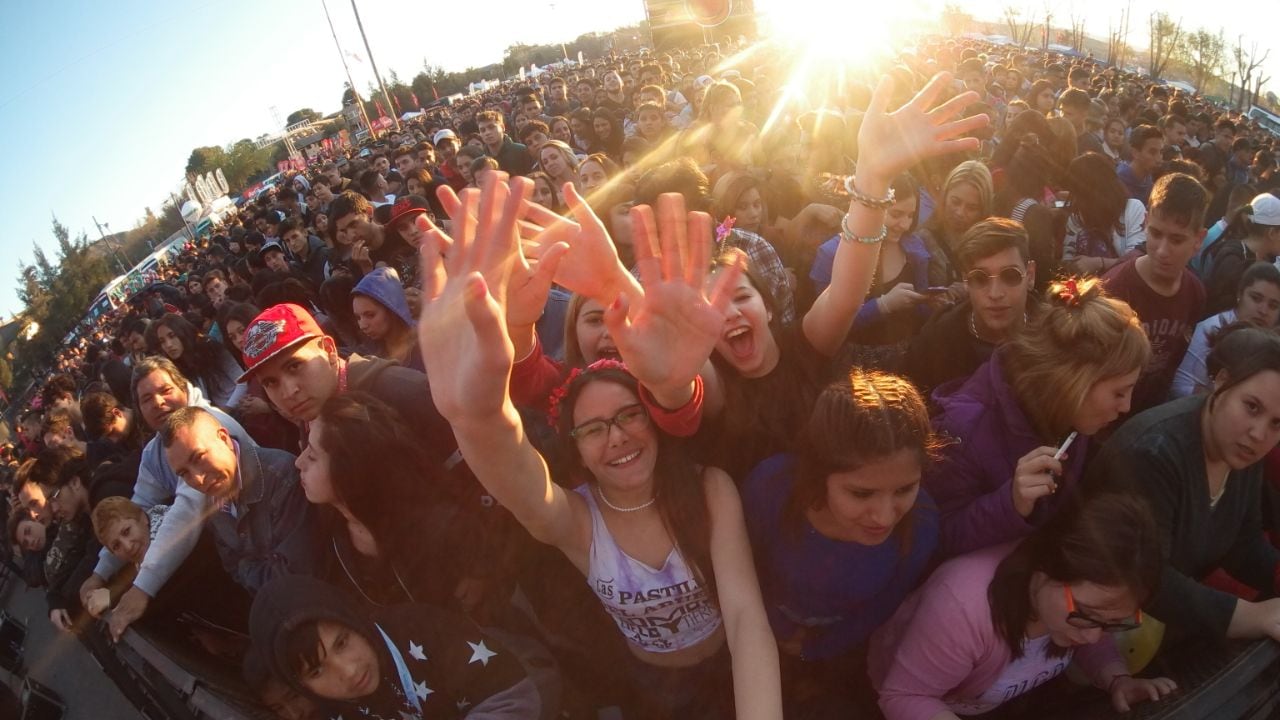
[4,32,1280,720]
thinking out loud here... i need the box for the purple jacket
[924,349,1089,558]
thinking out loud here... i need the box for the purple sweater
[924,350,1089,558]
[868,544,1125,720]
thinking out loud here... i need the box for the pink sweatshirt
[868,543,1125,720]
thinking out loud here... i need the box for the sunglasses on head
[965,267,1027,289]
[1064,584,1142,633]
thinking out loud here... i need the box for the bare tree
[1183,29,1226,93]
[1147,12,1183,79]
[1066,13,1086,52]
[1233,37,1271,110]
[1041,7,1053,51]
[1004,6,1036,47]
[1107,6,1130,69]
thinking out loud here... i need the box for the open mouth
[723,326,754,361]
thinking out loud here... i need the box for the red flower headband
[547,358,631,428]
[1057,278,1082,307]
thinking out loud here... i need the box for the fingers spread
[686,211,713,288]
[656,193,688,281]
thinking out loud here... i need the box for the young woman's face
[1032,577,1139,649]
[541,147,568,178]
[593,117,612,140]
[1071,368,1140,435]
[458,157,475,182]
[575,299,618,363]
[1207,369,1280,469]
[820,449,921,546]
[299,620,380,700]
[1236,280,1280,327]
[156,324,183,360]
[314,213,329,234]
[352,295,393,342]
[103,516,150,565]
[406,177,425,197]
[884,195,918,244]
[571,380,658,490]
[297,421,338,506]
[1105,121,1125,149]
[532,178,556,208]
[638,109,664,139]
[1036,88,1056,113]
[552,119,573,144]
[579,160,608,193]
[570,116,588,138]
[943,182,984,239]
[733,187,765,232]
[711,272,780,378]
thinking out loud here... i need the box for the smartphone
[1053,200,1067,209]
[922,286,951,295]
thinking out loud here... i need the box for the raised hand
[604,194,740,407]
[533,183,642,305]
[855,72,989,189]
[419,173,527,423]
[1011,446,1064,518]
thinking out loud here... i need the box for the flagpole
[320,0,374,139]
[349,0,402,132]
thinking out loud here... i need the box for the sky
[1,0,1277,319]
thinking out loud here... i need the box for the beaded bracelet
[840,213,887,244]
[843,175,897,209]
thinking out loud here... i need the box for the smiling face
[574,298,618,362]
[712,272,780,378]
[165,414,240,502]
[298,621,380,701]
[102,515,150,565]
[1237,280,1280,327]
[571,380,658,491]
[136,369,190,430]
[815,449,921,546]
[1206,369,1280,469]
[540,147,568,178]
[1071,369,1141,435]
[255,337,341,422]
[593,117,612,140]
[552,119,573,144]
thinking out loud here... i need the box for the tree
[1182,29,1226,93]
[285,108,322,126]
[1232,37,1270,111]
[1147,12,1183,80]
[1108,8,1132,69]
[1004,6,1036,48]
[1066,13,1086,53]
[185,145,227,178]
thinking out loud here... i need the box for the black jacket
[900,300,996,398]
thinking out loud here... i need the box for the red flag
[432,84,439,100]
[411,92,419,108]
[375,99,386,118]
[392,94,402,114]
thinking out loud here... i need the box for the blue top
[1117,161,1153,207]
[742,454,939,660]
[810,233,935,333]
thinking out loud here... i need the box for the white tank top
[576,485,722,653]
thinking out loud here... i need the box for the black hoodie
[250,575,539,719]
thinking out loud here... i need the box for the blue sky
[1,0,1276,319]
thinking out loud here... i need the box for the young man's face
[577,82,594,105]
[1215,127,1235,147]
[298,620,380,701]
[1134,137,1164,173]
[44,478,88,523]
[283,229,308,256]
[961,69,984,94]
[324,168,343,187]
[1164,122,1187,146]
[254,337,340,422]
[417,145,435,167]
[638,109,664,138]
[264,250,290,273]
[478,119,504,148]
[395,154,417,175]
[965,247,1034,339]
[549,80,567,100]
[207,278,228,307]
[437,139,458,164]
[524,131,548,156]
[1143,208,1205,285]
[334,210,373,248]
[373,156,390,175]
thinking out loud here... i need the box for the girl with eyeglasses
[925,277,1150,558]
[869,491,1177,719]
[1086,325,1280,646]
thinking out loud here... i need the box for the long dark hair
[556,368,716,599]
[1205,323,1280,408]
[1066,152,1129,240]
[216,302,260,367]
[145,313,226,389]
[988,490,1161,659]
[786,370,944,542]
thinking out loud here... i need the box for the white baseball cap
[1250,193,1280,226]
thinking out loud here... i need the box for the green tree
[186,145,227,177]
[286,108,322,126]
[1181,29,1226,93]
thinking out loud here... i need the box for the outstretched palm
[605,194,739,398]
[856,72,990,184]
[533,183,642,305]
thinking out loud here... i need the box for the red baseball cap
[387,194,431,227]
[237,303,325,383]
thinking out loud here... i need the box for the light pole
[349,0,401,132]
[321,0,375,139]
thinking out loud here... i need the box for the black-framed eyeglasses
[569,404,649,443]
[1064,584,1142,633]
[965,267,1027,290]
